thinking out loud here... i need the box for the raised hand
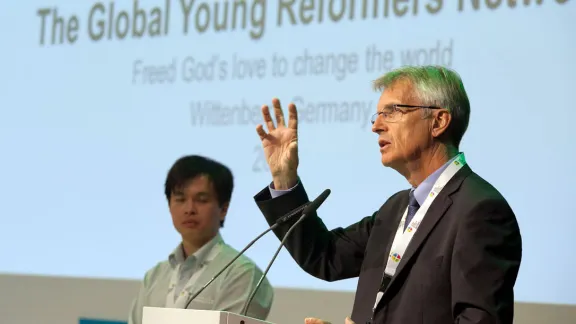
[256,98,299,190]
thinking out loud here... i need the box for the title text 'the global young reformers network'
[36,0,569,45]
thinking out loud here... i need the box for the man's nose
[184,201,197,215]
[372,116,388,134]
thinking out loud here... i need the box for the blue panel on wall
[79,318,127,324]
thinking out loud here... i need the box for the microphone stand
[183,202,309,309]
[240,213,309,316]
[240,188,331,316]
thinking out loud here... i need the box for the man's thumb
[345,317,355,324]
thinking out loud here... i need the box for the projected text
[130,39,454,84]
[35,0,568,45]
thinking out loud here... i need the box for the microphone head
[302,189,331,215]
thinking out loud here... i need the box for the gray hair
[373,65,470,148]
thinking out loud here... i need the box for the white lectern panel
[142,306,273,324]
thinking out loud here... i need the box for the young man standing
[129,155,274,324]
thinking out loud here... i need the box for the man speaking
[253,66,522,324]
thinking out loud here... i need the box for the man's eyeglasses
[370,104,442,124]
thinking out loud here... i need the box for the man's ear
[219,202,229,223]
[431,109,451,138]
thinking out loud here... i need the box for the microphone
[240,189,332,316]
[183,200,310,309]
[301,188,331,216]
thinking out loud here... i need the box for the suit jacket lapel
[351,191,408,320]
[371,192,409,272]
[382,165,472,296]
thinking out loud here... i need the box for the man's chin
[380,154,398,168]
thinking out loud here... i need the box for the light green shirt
[128,234,274,324]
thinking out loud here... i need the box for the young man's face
[168,175,228,246]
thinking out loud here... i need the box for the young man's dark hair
[164,155,234,227]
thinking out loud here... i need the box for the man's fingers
[304,318,330,324]
[272,98,286,127]
[256,124,268,141]
[344,317,355,324]
[261,105,276,131]
[288,103,298,130]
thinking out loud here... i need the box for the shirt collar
[168,233,223,268]
[412,154,460,206]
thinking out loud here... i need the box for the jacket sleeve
[451,199,522,324]
[254,181,376,281]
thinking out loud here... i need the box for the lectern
[142,306,274,324]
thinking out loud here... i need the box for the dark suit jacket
[254,165,522,324]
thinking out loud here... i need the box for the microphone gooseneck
[240,213,308,316]
[183,201,309,309]
[240,189,331,316]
